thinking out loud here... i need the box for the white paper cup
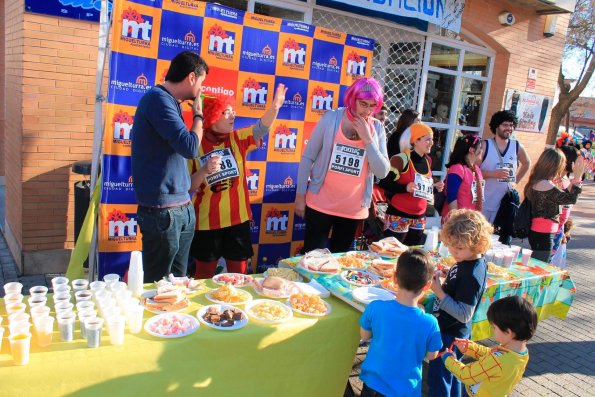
[51,277,69,291]
[107,315,126,345]
[9,332,32,365]
[103,274,120,287]
[71,279,89,292]
[54,302,74,316]
[52,292,71,305]
[89,281,106,292]
[521,249,532,265]
[4,282,23,295]
[4,293,24,307]
[9,312,30,325]
[30,305,51,320]
[74,290,94,303]
[126,304,144,334]
[57,312,76,342]
[6,303,27,317]
[33,316,55,347]
[85,318,104,348]
[76,301,95,313]
[29,285,49,298]
[28,296,47,308]
[78,310,97,339]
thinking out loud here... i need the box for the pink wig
[343,77,384,113]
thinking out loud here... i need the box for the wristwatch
[193,113,204,122]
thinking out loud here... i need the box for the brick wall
[463,0,570,192]
[5,8,99,272]
[0,0,5,178]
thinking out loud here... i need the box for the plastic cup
[103,274,120,288]
[4,293,24,307]
[107,315,126,345]
[78,310,97,339]
[521,249,532,265]
[9,321,32,336]
[9,332,32,365]
[115,290,132,305]
[89,281,106,292]
[493,252,504,266]
[93,289,110,302]
[57,312,76,342]
[33,316,54,347]
[110,281,127,293]
[76,300,95,313]
[30,305,51,320]
[29,285,49,298]
[28,296,47,308]
[510,245,522,260]
[103,306,122,321]
[484,249,495,263]
[9,312,30,325]
[0,326,4,351]
[53,292,71,305]
[54,301,74,316]
[502,251,515,268]
[71,279,89,292]
[6,302,27,317]
[51,276,69,291]
[85,318,104,348]
[54,285,72,294]
[126,304,144,334]
[491,234,500,242]
[4,282,23,295]
[74,290,94,303]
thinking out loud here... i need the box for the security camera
[498,12,515,26]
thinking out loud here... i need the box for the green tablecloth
[0,281,361,397]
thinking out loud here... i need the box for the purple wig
[343,77,384,113]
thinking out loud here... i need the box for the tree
[547,0,595,145]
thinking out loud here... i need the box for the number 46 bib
[329,143,366,177]
[199,148,239,186]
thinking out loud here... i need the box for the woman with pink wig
[296,77,390,253]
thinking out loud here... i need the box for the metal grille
[313,9,427,134]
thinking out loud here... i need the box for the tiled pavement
[1,183,595,396]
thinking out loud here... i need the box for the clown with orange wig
[189,84,287,278]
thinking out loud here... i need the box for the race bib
[199,148,239,186]
[471,180,485,203]
[328,143,365,177]
[497,163,515,183]
[413,173,434,203]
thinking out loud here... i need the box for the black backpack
[513,199,532,239]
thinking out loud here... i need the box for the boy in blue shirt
[360,248,442,397]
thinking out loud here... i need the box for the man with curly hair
[479,110,531,224]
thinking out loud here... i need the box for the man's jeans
[137,202,195,283]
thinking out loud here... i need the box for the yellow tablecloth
[0,282,361,397]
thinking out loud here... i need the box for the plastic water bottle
[127,251,144,297]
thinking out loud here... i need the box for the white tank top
[480,139,518,211]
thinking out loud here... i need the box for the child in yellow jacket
[440,295,538,397]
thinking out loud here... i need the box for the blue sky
[563,49,595,97]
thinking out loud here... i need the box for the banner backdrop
[99,0,374,277]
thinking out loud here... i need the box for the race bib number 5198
[329,143,365,177]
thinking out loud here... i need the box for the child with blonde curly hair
[428,209,492,396]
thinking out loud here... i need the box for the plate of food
[159,275,203,293]
[293,280,331,298]
[144,313,199,338]
[340,270,380,287]
[287,293,331,317]
[245,299,293,323]
[337,255,367,270]
[263,268,303,282]
[141,286,190,314]
[352,287,396,305]
[205,284,253,305]
[197,304,248,331]
[212,273,253,287]
[367,260,397,279]
[487,262,509,277]
[251,277,300,299]
[345,251,381,262]
[298,249,342,274]
[369,237,408,258]
[379,278,399,295]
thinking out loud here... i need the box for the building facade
[0,0,575,273]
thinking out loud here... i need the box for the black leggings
[303,206,362,253]
[360,383,386,397]
[529,230,554,263]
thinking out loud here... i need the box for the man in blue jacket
[131,51,208,282]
